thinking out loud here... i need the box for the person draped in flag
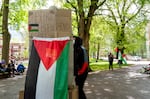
[118,50,122,67]
[74,36,89,99]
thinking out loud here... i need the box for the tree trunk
[141,49,144,58]
[77,0,99,53]
[76,0,106,71]
[2,0,10,64]
[96,43,100,62]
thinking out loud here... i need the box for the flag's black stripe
[29,24,39,26]
[24,41,40,99]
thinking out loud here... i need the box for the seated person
[5,64,12,77]
[8,60,17,77]
[0,63,5,73]
[17,63,26,74]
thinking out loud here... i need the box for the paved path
[85,65,150,99]
[0,75,25,99]
[0,64,150,99]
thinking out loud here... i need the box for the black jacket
[74,37,88,76]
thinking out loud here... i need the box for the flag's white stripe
[33,36,70,41]
[30,26,38,30]
[36,60,57,99]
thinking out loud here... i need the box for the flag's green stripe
[54,42,70,99]
[29,29,39,32]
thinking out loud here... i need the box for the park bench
[0,72,10,79]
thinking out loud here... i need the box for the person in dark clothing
[5,64,12,77]
[74,36,89,99]
[8,60,16,77]
[0,63,5,73]
[108,52,114,70]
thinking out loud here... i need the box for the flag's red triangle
[34,39,69,70]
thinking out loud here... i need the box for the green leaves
[7,0,47,30]
[63,0,149,56]
[101,0,147,50]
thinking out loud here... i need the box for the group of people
[0,60,26,77]
[108,49,127,70]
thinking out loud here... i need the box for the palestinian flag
[24,37,70,99]
[28,24,39,32]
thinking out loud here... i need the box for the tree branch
[97,0,107,8]
[105,3,118,26]
[126,3,144,23]
[85,0,104,33]
[66,0,79,25]
[116,0,121,20]
[66,0,77,10]
[124,0,133,14]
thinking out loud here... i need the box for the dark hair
[73,36,82,47]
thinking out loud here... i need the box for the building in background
[0,30,26,61]
[9,42,25,60]
[0,42,25,61]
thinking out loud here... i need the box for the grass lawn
[89,59,132,71]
